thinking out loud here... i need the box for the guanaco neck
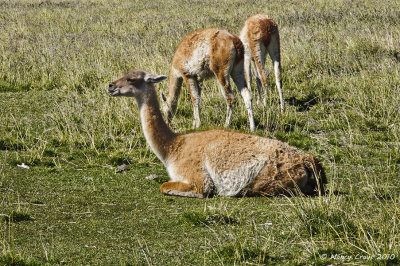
[136,85,177,164]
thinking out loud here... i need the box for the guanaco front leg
[160,181,204,198]
[251,60,264,105]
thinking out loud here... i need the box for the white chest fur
[183,41,212,79]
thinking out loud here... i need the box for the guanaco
[240,14,284,110]
[161,28,256,131]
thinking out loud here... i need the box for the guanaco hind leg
[231,62,255,131]
[162,68,183,124]
[250,40,269,106]
[182,75,202,129]
[214,72,236,128]
[267,33,284,111]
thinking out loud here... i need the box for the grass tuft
[212,243,274,264]
[180,211,238,226]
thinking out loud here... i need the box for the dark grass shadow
[1,211,34,223]
[327,190,349,196]
[0,139,26,151]
[253,117,267,131]
[391,50,400,62]
[180,211,238,227]
[375,194,395,200]
[287,93,319,111]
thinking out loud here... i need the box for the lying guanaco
[108,69,326,197]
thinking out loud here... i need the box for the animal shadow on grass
[287,92,319,112]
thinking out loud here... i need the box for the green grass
[1,0,400,264]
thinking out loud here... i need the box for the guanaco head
[108,70,167,98]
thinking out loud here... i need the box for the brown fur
[169,129,326,197]
[245,14,278,47]
[109,70,326,198]
[232,34,244,63]
[171,28,238,98]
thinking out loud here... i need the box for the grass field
[1,0,400,264]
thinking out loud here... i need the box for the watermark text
[319,253,396,261]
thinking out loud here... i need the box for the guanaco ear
[144,73,167,84]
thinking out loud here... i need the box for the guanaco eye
[127,78,139,83]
